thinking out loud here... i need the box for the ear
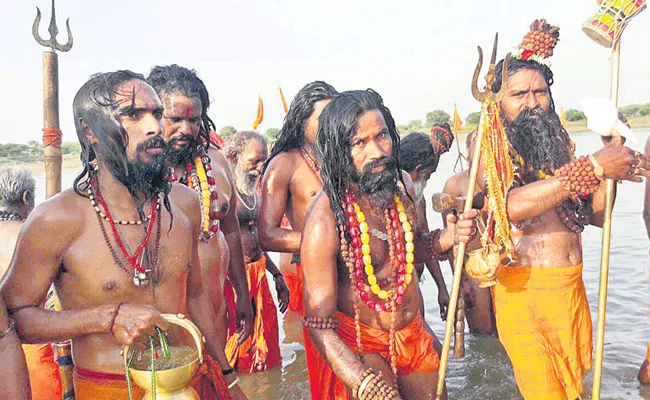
[413,164,423,176]
[22,190,33,205]
[81,118,99,146]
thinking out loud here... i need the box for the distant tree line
[0,141,81,165]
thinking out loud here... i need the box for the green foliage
[0,141,81,165]
[466,111,481,125]
[61,142,81,155]
[619,103,650,118]
[219,126,237,139]
[406,120,423,133]
[425,110,450,127]
[264,128,280,142]
[565,109,586,122]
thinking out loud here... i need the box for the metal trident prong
[32,0,73,53]
[471,33,510,102]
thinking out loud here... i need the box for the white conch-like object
[579,97,637,143]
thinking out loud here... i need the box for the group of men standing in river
[2,17,650,400]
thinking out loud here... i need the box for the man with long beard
[476,20,650,399]
[0,70,239,399]
[223,131,288,373]
[259,81,337,397]
[301,89,478,399]
[147,64,252,396]
[0,167,63,400]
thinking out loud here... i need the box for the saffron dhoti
[72,354,232,399]
[284,261,304,314]
[23,343,63,400]
[225,254,281,372]
[492,264,592,400]
[313,311,440,399]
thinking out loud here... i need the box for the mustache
[361,157,396,176]
[136,136,167,153]
[167,134,196,148]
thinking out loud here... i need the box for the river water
[31,130,650,399]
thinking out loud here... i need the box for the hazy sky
[1,0,649,144]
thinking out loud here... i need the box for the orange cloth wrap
[225,255,281,372]
[23,343,63,400]
[314,312,440,399]
[646,342,650,362]
[284,262,304,314]
[492,264,592,400]
[73,354,232,400]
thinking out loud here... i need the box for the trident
[435,33,510,400]
[32,0,73,199]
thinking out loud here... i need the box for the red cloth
[314,312,440,399]
[73,354,232,400]
[225,255,282,372]
[283,263,304,314]
[23,343,63,400]
[209,130,226,150]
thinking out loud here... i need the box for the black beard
[353,157,398,208]
[505,107,573,173]
[166,134,200,166]
[112,136,170,201]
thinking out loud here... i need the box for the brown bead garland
[553,156,602,198]
[300,316,340,330]
[427,228,450,261]
[355,369,399,400]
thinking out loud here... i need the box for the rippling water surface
[36,130,650,399]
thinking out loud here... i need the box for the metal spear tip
[32,0,73,53]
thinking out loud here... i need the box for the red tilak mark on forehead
[183,108,194,119]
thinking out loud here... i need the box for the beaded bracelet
[0,318,16,340]
[427,229,451,261]
[356,369,399,399]
[553,156,602,198]
[108,303,122,335]
[300,316,340,330]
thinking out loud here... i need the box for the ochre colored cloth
[284,262,304,314]
[23,343,63,400]
[646,342,650,362]
[492,264,592,400]
[208,130,226,149]
[315,311,440,399]
[225,255,281,372]
[73,354,232,400]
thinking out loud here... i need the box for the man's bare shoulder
[400,170,417,199]
[265,150,300,176]
[169,183,201,220]
[207,147,229,170]
[304,191,336,233]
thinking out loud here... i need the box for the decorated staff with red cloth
[300,89,479,399]
[468,19,650,399]
[0,71,240,399]
[223,131,288,373]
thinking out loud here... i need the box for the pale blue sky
[1,0,648,144]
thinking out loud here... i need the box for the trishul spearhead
[32,0,73,53]
[471,33,510,103]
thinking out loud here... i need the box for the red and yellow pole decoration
[279,86,289,115]
[252,95,264,130]
[582,0,647,397]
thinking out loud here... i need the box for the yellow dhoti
[492,264,592,400]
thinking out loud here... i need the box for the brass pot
[465,246,503,288]
[124,313,205,400]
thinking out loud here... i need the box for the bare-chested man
[259,81,337,396]
[0,71,242,399]
[477,22,650,399]
[440,130,497,335]
[301,89,478,399]
[147,64,253,392]
[398,128,454,321]
[0,167,64,399]
[223,131,289,372]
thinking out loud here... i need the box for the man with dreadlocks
[398,125,454,322]
[301,89,478,399]
[259,81,337,396]
[474,20,650,399]
[0,70,237,399]
[223,131,288,373]
[146,64,252,396]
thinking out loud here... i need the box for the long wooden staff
[435,34,509,399]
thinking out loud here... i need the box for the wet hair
[147,64,214,147]
[225,131,268,161]
[399,132,438,173]
[315,89,407,240]
[262,81,337,174]
[0,167,35,207]
[72,70,172,219]
[492,57,556,111]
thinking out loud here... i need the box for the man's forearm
[309,328,368,392]
[224,230,251,301]
[12,306,113,344]
[260,227,302,254]
[187,294,230,369]
[506,178,571,221]
[263,253,282,276]
[426,260,447,290]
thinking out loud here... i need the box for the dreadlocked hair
[147,64,214,148]
[315,89,408,242]
[262,81,337,174]
[492,57,556,111]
